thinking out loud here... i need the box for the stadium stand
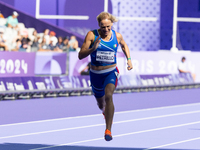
[0,1,84,48]
[0,10,81,52]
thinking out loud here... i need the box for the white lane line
[30,121,200,150]
[115,102,200,115]
[1,102,200,127]
[30,137,104,150]
[1,110,200,139]
[145,137,200,150]
[0,123,104,140]
[0,113,102,127]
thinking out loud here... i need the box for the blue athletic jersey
[90,29,119,66]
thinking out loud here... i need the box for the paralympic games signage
[0,52,35,77]
[0,52,66,77]
[0,74,193,92]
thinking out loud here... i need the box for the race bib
[96,51,115,63]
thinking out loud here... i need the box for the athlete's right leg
[96,96,105,111]
[90,70,105,112]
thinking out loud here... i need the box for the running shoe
[104,129,112,141]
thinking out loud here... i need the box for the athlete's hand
[127,59,133,70]
[92,35,101,51]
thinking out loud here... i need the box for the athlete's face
[99,19,113,36]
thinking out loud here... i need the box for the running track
[0,88,200,150]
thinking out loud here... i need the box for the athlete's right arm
[78,31,101,60]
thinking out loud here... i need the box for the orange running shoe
[104,129,112,141]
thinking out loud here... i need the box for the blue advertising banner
[21,77,36,90]
[0,73,194,92]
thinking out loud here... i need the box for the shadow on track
[0,143,196,150]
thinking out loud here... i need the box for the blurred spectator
[29,29,40,52]
[0,28,8,51]
[68,35,79,52]
[62,36,69,52]
[80,62,91,75]
[29,29,38,43]
[178,56,196,81]
[38,37,51,52]
[19,29,31,52]
[11,30,22,51]
[178,57,189,73]
[54,36,64,52]
[49,31,58,46]
[12,39,22,51]
[13,30,22,41]
[6,11,19,29]
[48,40,55,51]
[0,11,4,18]
[2,26,18,50]
[43,29,50,44]
[38,28,50,44]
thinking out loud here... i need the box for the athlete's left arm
[117,32,133,71]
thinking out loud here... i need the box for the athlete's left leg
[104,83,115,141]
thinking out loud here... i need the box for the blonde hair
[97,12,118,24]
